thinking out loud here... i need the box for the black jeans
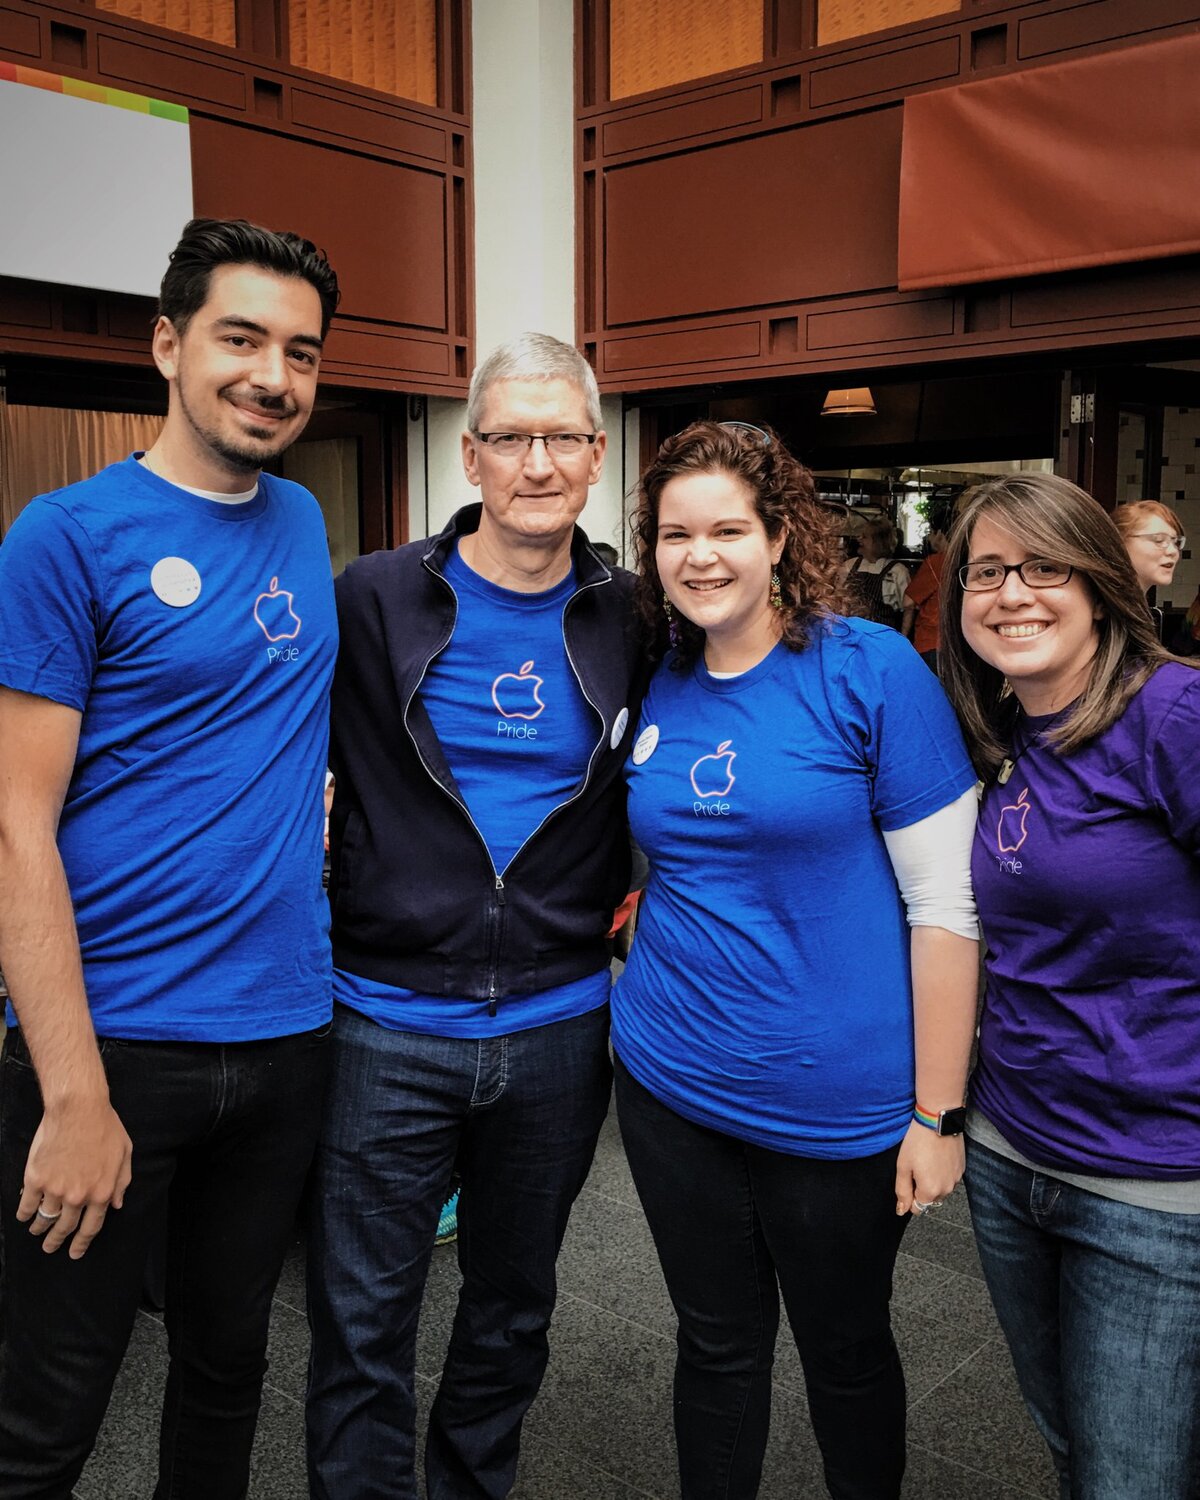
[614,1056,909,1500]
[0,1022,331,1500]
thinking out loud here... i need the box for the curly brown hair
[631,421,848,665]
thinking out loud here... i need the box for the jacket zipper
[408,555,614,1014]
[498,575,612,876]
[405,561,509,1008]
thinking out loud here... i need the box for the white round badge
[610,707,630,750]
[150,557,202,608]
[631,724,659,765]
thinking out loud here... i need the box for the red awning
[898,30,1200,291]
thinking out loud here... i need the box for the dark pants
[306,1002,613,1500]
[615,1056,909,1500]
[0,1022,331,1500]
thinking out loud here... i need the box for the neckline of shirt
[690,641,785,694]
[131,453,267,521]
[447,540,576,608]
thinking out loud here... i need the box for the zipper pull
[495,876,506,905]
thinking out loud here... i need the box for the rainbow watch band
[913,1103,940,1131]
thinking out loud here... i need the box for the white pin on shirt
[150,557,202,608]
[610,707,630,749]
[632,724,659,765]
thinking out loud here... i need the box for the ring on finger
[35,1205,63,1222]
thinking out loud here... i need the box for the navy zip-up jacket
[328,505,647,1012]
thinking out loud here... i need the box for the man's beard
[178,375,301,473]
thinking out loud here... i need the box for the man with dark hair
[306,332,644,1499]
[0,217,340,1496]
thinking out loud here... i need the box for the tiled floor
[75,1104,1058,1499]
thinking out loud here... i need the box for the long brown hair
[938,473,1192,778]
[631,421,847,664]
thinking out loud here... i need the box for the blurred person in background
[901,503,954,672]
[842,517,910,631]
[1113,499,1186,639]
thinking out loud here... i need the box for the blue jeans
[965,1139,1200,1500]
[0,1022,331,1499]
[614,1056,909,1500]
[305,1002,612,1500]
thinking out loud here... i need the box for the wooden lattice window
[288,0,438,104]
[609,0,763,101]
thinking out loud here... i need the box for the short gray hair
[466,332,602,433]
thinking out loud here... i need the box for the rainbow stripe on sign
[0,60,187,121]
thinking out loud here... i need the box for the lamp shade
[820,386,877,416]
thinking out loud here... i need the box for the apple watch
[913,1102,967,1136]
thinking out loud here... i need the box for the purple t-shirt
[971,663,1200,1179]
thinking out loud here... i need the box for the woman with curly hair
[611,421,981,1499]
[939,473,1200,1499]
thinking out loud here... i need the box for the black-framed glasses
[477,432,597,457]
[719,420,773,446]
[959,559,1075,592]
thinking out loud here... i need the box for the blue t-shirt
[334,542,610,1037]
[612,620,975,1158]
[0,456,336,1041]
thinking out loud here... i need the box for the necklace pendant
[997,757,1016,786]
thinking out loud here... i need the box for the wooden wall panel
[190,117,448,330]
[602,88,762,156]
[1,0,471,394]
[806,296,955,348]
[96,32,246,103]
[609,0,762,99]
[605,322,761,371]
[809,35,959,105]
[1016,0,1200,57]
[290,88,447,160]
[323,326,451,377]
[579,0,1200,394]
[0,4,40,53]
[605,109,902,325]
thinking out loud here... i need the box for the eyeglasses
[959,559,1075,592]
[476,432,597,458]
[719,420,773,446]
[1131,531,1186,553]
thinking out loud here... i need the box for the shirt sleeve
[881,787,979,939]
[836,625,977,832]
[1146,669,1200,856]
[0,499,103,709]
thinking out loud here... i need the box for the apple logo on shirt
[492,661,546,721]
[690,742,737,817]
[996,787,1030,854]
[254,577,302,643]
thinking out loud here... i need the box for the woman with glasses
[939,473,1200,1500]
[613,421,980,1499]
[1113,499,1186,642]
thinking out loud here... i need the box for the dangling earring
[663,592,681,647]
[769,570,783,610]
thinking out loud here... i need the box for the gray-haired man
[306,334,644,1499]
